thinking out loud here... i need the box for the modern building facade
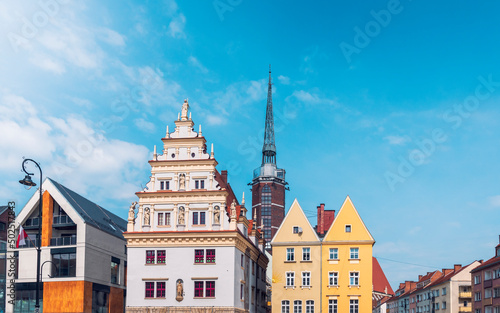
[10,178,127,313]
[272,196,384,313]
[251,68,287,250]
[124,100,269,313]
[471,236,500,313]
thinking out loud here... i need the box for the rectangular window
[206,249,215,263]
[350,247,359,259]
[345,225,352,232]
[206,281,215,297]
[475,292,482,301]
[195,180,199,189]
[146,250,155,264]
[157,250,166,264]
[200,212,206,225]
[328,299,337,313]
[166,181,169,190]
[305,300,314,313]
[294,300,302,313]
[201,180,205,189]
[329,248,338,259]
[329,272,338,286]
[486,307,493,313]
[293,226,299,233]
[241,254,244,267]
[160,181,164,190]
[475,275,481,284]
[350,299,358,313]
[195,249,204,263]
[442,287,446,295]
[52,252,76,277]
[158,213,164,226]
[286,272,295,287]
[486,271,493,280]
[240,284,244,300]
[442,302,446,309]
[282,300,290,313]
[302,247,311,261]
[350,272,359,286]
[145,282,154,298]
[156,282,165,298]
[165,212,171,225]
[195,281,204,297]
[286,248,295,261]
[486,289,492,299]
[111,260,119,284]
[302,272,311,287]
[494,287,500,298]
[193,212,199,225]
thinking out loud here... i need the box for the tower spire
[262,65,276,165]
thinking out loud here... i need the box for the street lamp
[19,159,42,313]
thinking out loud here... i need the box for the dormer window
[345,225,352,233]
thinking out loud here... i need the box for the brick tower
[251,66,287,251]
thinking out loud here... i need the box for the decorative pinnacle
[199,124,202,137]
[262,65,276,165]
[153,145,157,159]
[210,143,214,158]
[242,192,245,206]
[166,125,169,138]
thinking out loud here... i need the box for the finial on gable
[181,99,189,121]
[199,124,202,137]
[166,125,169,138]
[210,143,214,158]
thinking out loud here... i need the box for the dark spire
[262,65,276,165]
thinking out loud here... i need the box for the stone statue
[178,206,185,225]
[176,279,184,301]
[144,207,150,225]
[213,205,220,224]
[181,99,189,120]
[230,200,237,219]
[179,174,186,190]
[128,202,137,221]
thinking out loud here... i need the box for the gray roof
[0,206,9,216]
[48,178,127,239]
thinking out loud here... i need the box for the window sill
[348,285,361,289]
[145,263,166,266]
[327,285,339,289]
[300,260,312,263]
[194,297,215,299]
[194,263,216,265]
[191,224,207,227]
[145,297,166,300]
[284,286,295,289]
[157,225,172,228]
[284,261,296,263]
[300,286,311,289]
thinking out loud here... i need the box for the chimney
[454,264,462,271]
[221,170,228,184]
[317,204,324,235]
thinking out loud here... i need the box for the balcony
[50,236,76,246]
[459,307,472,312]
[23,217,40,229]
[460,292,472,298]
[53,215,75,227]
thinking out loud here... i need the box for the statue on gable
[230,200,237,219]
[179,173,186,190]
[178,206,185,225]
[144,207,151,226]
[181,99,189,121]
[213,205,220,224]
[128,202,137,222]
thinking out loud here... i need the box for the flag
[16,225,28,248]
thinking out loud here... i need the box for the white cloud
[167,13,186,39]
[134,118,156,133]
[188,56,208,74]
[0,91,150,207]
[278,75,290,85]
[489,195,500,207]
[206,115,226,126]
[384,135,410,146]
[98,28,126,46]
[289,90,337,106]
[30,54,66,74]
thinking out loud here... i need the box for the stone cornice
[136,190,228,203]
[149,159,218,167]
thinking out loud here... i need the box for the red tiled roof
[471,256,499,273]
[373,257,395,295]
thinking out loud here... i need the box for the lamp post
[19,159,42,313]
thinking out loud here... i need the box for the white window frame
[286,272,295,287]
[302,247,311,261]
[286,248,295,261]
[349,272,359,286]
[349,247,359,259]
[329,248,338,260]
[302,271,311,287]
[329,272,338,286]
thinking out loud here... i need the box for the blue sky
[1,0,500,288]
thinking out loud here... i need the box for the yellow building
[271,196,375,313]
[271,199,321,313]
[321,196,374,313]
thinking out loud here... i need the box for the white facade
[125,100,269,313]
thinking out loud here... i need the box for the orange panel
[108,286,124,313]
[41,191,54,247]
[43,281,92,313]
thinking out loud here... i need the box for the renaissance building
[124,100,269,313]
